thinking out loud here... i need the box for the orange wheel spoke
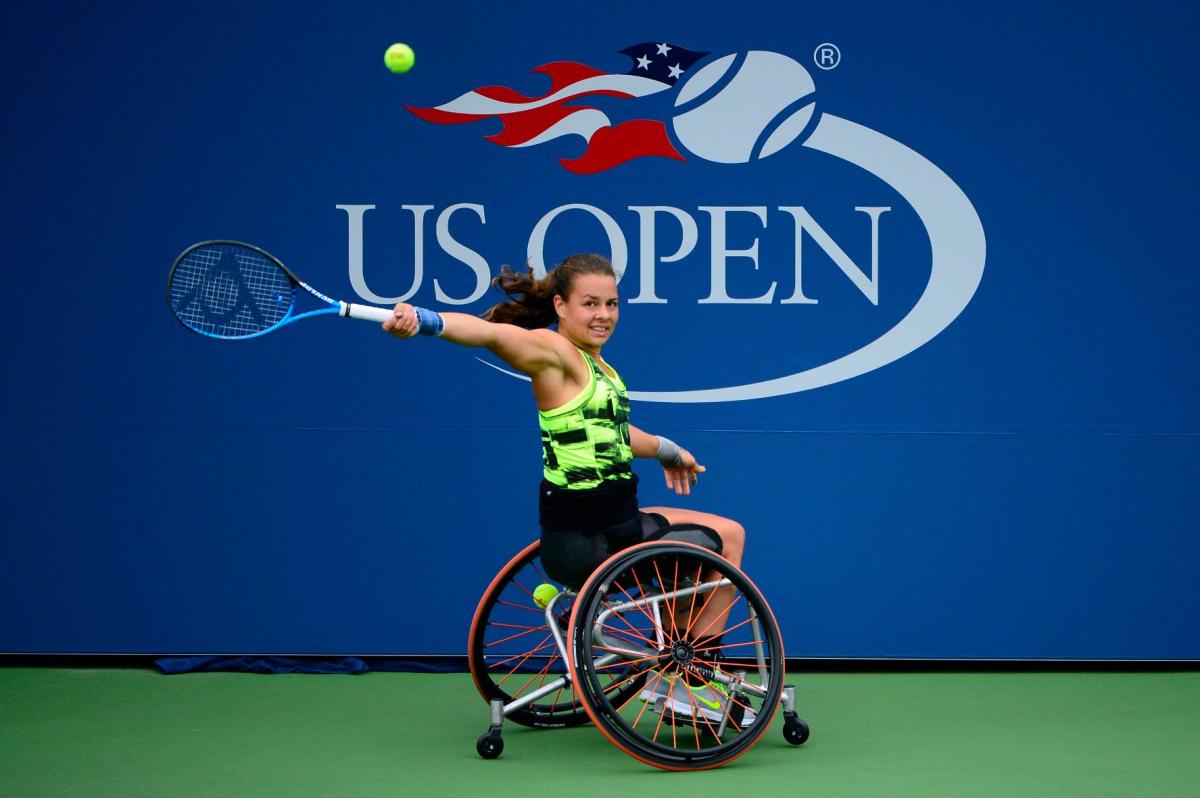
[681,587,720,640]
[490,621,543,631]
[652,687,668,743]
[592,650,662,670]
[512,646,561,697]
[599,620,658,648]
[485,625,547,648]
[494,633,556,686]
[487,637,559,668]
[619,669,666,719]
[683,683,723,740]
[652,559,680,642]
[689,592,745,642]
[683,561,704,635]
[596,599,662,649]
[592,663,652,694]
[694,638,764,656]
[698,613,755,641]
[494,599,546,615]
[547,686,563,715]
[614,565,665,632]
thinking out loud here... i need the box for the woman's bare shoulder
[528,327,571,354]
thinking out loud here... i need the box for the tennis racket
[167,240,393,340]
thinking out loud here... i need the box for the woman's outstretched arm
[382,304,563,377]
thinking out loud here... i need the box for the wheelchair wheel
[567,541,785,770]
[468,540,648,728]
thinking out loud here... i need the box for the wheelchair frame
[470,540,810,769]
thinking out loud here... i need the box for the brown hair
[482,253,615,329]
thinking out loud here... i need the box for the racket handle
[340,302,394,323]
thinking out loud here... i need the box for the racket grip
[340,302,394,323]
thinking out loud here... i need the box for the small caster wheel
[783,714,810,746]
[476,731,504,759]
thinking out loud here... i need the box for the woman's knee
[642,507,746,563]
[718,519,746,562]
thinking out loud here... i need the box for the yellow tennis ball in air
[384,43,415,74]
[533,583,560,609]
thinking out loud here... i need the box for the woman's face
[554,272,619,351]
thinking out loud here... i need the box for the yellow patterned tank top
[538,349,633,489]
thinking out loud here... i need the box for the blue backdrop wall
[2,1,1197,658]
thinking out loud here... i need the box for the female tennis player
[381,253,747,719]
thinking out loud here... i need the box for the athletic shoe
[637,671,673,702]
[665,678,757,727]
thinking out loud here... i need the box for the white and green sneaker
[665,679,756,726]
[637,671,673,702]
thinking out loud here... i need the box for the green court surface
[1,669,1197,797]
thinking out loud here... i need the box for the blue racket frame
[167,240,390,340]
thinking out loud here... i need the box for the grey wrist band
[655,435,684,467]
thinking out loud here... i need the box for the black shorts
[540,511,669,591]
[538,478,722,590]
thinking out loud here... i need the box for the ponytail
[482,254,615,329]
[482,267,559,329]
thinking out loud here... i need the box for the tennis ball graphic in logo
[672,51,817,164]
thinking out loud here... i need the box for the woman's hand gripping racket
[167,241,392,339]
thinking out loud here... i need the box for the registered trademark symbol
[814,43,841,70]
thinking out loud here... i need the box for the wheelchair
[468,538,810,770]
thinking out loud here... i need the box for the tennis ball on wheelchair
[384,43,415,74]
[532,583,560,608]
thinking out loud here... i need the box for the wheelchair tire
[567,541,785,770]
[468,540,648,729]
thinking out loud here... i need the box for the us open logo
[345,42,986,402]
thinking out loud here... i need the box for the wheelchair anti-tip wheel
[567,541,787,770]
[468,540,648,729]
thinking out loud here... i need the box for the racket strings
[169,244,295,338]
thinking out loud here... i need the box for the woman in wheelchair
[383,253,804,769]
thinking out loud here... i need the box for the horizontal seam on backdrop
[4,425,1199,436]
[3,654,1198,671]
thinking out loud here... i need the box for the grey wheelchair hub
[670,640,696,665]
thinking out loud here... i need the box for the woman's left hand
[663,448,705,496]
